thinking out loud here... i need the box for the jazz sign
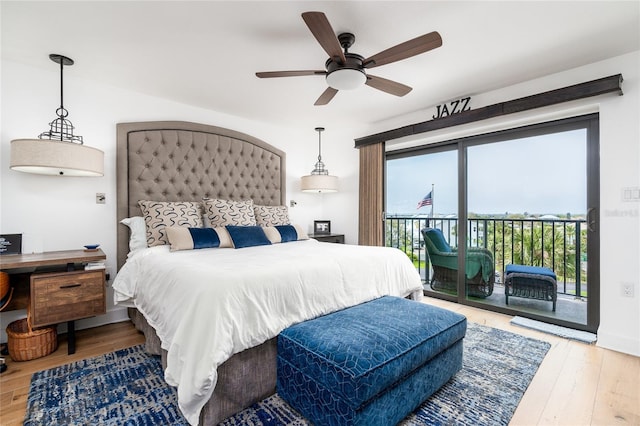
[432,97,471,119]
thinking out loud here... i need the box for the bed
[113,121,423,425]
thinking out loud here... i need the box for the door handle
[587,207,596,232]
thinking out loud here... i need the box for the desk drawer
[30,270,106,327]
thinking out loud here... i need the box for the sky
[386,129,587,216]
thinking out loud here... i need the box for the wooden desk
[0,249,106,354]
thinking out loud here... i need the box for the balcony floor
[425,282,588,326]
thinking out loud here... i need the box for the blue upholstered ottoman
[505,264,558,311]
[277,296,467,425]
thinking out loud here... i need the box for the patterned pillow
[254,205,290,227]
[263,225,309,244]
[203,199,256,227]
[138,201,203,247]
[165,227,233,251]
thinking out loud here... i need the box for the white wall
[0,59,362,340]
[367,51,640,356]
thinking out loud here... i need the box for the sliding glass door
[385,114,600,332]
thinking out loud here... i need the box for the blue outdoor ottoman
[505,264,558,311]
[277,296,467,426]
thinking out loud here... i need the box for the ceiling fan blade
[256,70,326,78]
[363,31,442,69]
[314,87,338,105]
[365,75,412,97]
[302,12,346,64]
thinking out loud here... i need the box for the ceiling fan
[256,11,442,105]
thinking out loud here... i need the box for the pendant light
[301,127,338,193]
[10,54,104,177]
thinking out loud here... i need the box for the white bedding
[112,239,423,425]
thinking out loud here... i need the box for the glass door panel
[465,129,589,327]
[386,148,458,297]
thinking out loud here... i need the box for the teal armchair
[421,228,494,298]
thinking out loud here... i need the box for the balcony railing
[385,215,588,298]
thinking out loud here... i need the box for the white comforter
[112,239,423,425]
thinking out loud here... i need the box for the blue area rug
[24,323,550,426]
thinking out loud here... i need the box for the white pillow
[120,216,147,256]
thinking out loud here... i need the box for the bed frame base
[129,289,422,424]
[129,308,277,425]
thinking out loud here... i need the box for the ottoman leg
[505,280,510,306]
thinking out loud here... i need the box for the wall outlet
[621,282,635,298]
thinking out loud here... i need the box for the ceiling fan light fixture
[326,68,366,91]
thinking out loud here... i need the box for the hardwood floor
[424,298,640,426]
[1,298,638,425]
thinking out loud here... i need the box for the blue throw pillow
[166,226,230,251]
[275,225,298,243]
[189,228,220,249]
[226,225,272,249]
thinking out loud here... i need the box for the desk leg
[67,321,76,355]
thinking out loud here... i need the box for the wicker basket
[6,311,57,362]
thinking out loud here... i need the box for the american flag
[417,191,433,209]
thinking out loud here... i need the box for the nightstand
[0,249,106,355]
[309,233,345,244]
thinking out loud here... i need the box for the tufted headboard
[116,121,286,270]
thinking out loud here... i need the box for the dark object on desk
[0,234,22,255]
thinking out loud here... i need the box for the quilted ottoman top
[278,296,467,409]
[506,264,557,279]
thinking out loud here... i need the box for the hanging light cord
[311,127,328,175]
[38,54,84,144]
[57,57,68,125]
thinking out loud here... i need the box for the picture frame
[313,220,331,235]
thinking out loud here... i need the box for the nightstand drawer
[30,269,106,327]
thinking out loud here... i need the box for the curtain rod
[355,74,623,148]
